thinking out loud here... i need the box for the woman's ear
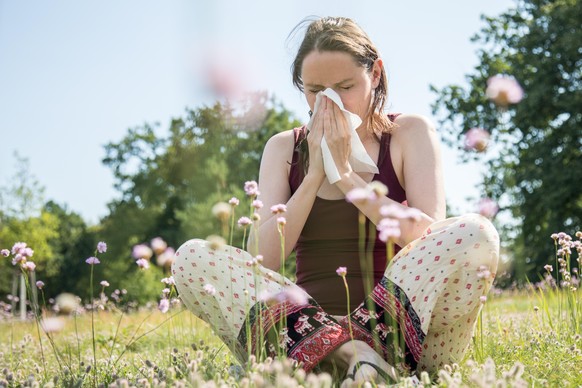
[371,58,383,88]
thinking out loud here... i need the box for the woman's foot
[331,340,398,387]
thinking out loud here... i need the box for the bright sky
[0,1,514,224]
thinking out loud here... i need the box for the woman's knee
[454,213,500,271]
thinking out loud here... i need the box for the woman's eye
[340,86,353,90]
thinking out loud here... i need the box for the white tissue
[306,88,379,184]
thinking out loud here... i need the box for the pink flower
[377,218,401,242]
[24,261,36,271]
[36,281,45,289]
[158,298,170,313]
[477,265,491,280]
[11,254,25,265]
[161,276,175,285]
[11,242,27,255]
[229,197,240,206]
[336,267,347,277]
[479,295,487,304]
[85,257,100,265]
[345,188,376,204]
[486,75,524,106]
[277,216,286,226]
[203,284,216,296]
[244,181,260,197]
[1,249,9,257]
[550,233,559,240]
[41,317,65,333]
[464,128,490,152]
[252,199,264,209]
[97,242,107,254]
[22,247,34,257]
[478,198,499,219]
[162,288,171,295]
[237,216,252,227]
[260,287,309,306]
[150,237,167,254]
[544,264,553,272]
[270,204,287,214]
[156,247,175,267]
[100,281,110,287]
[136,258,150,269]
[379,204,422,221]
[132,244,153,260]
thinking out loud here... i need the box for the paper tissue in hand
[306,88,379,184]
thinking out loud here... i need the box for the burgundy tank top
[288,115,407,315]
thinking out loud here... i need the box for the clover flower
[1,249,9,257]
[228,197,240,206]
[345,187,376,204]
[270,204,287,214]
[336,266,347,277]
[486,74,524,106]
[277,216,286,226]
[161,276,175,285]
[478,197,499,219]
[252,199,264,209]
[36,281,45,289]
[464,128,491,152]
[136,258,150,269]
[132,244,153,260]
[260,287,309,306]
[367,181,388,197]
[378,218,401,242]
[544,264,553,272]
[97,241,107,254]
[24,261,36,271]
[380,204,422,221]
[156,247,175,267]
[85,257,100,265]
[203,284,216,296]
[100,281,110,287]
[11,242,27,255]
[237,217,252,227]
[479,295,487,304]
[244,181,260,197]
[150,237,167,254]
[158,298,170,314]
[212,202,231,221]
[206,235,226,250]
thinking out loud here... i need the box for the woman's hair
[290,16,393,134]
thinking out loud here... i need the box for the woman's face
[301,50,381,125]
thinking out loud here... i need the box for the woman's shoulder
[391,114,436,136]
[265,129,296,149]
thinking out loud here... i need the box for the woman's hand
[321,96,353,177]
[306,98,326,181]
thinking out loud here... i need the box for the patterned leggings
[172,214,499,373]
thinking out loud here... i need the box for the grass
[1,289,581,387]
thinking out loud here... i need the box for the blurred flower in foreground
[260,287,309,306]
[486,75,524,106]
[100,280,110,287]
[346,187,377,204]
[206,235,226,250]
[150,237,167,255]
[156,247,175,267]
[244,181,260,197]
[85,257,100,265]
[41,317,65,333]
[36,281,45,289]
[378,218,401,242]
[158,298,170,314]
[1,249,9,257]
[55,293,80,315]
[212,202,231,221]
[132,244,153,260]
[203,284,216,296]
[336,267,347,277]
[464,128,490,152]
[477,198,499,219]
[136,258,150,270]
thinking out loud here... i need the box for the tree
[98,93,301,302]
[432,0,582,281]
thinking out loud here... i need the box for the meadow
[1,282,581,387]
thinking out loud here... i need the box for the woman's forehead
[301,50,364,85]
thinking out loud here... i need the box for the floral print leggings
[172,213,499,374]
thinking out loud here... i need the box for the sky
[0,0,515,225]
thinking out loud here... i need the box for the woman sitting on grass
[172,16,499,386]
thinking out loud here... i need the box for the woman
[172,16,499,386]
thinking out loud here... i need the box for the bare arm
[247,129,326,271]
[331,113,446,247]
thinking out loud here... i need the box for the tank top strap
[289,126,307,194]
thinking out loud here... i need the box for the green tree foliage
[98,93,300,302]
[432,0,582,281]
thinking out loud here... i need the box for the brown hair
[290,16,394,134]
